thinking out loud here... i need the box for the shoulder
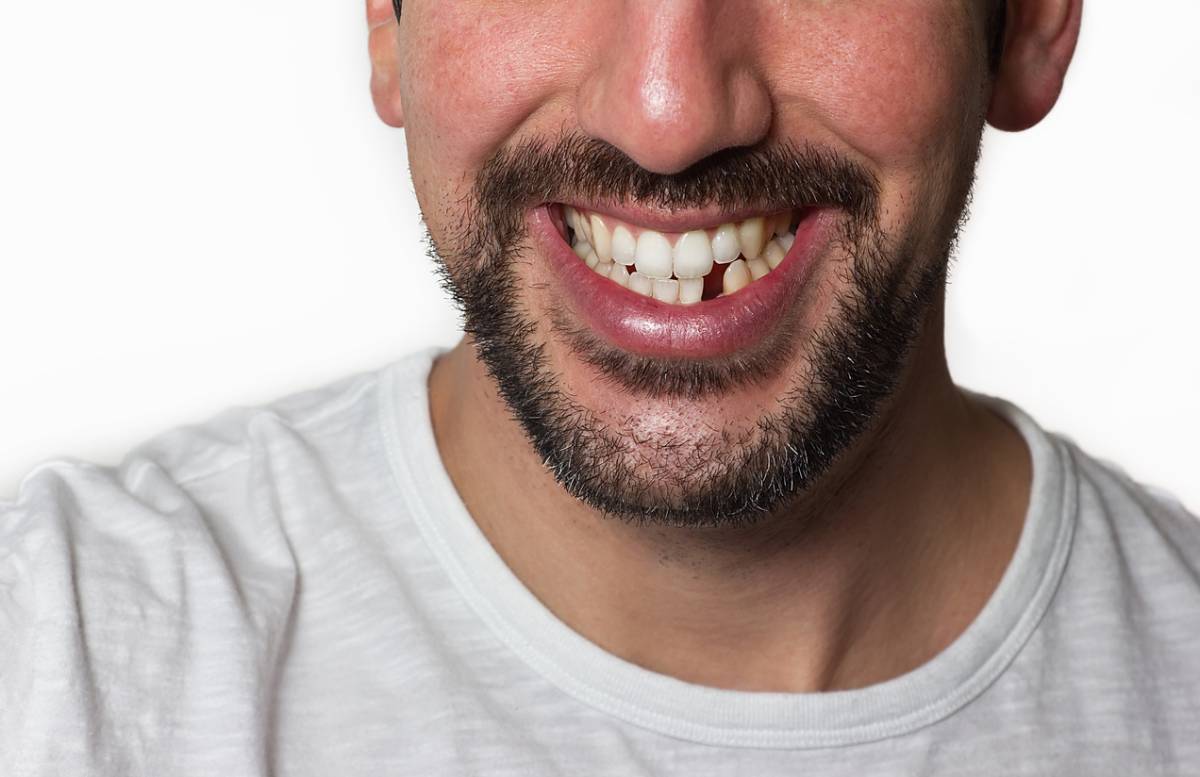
[1061,436,1200,579]
[0,349,439,769]
[0,347,442,616]
[1042,431,1200,689]
[0,351,438,581]
[0,363,353,624]
[1,360,374,547]
[988,394,1200,586]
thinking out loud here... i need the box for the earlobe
[987,0,1083,132]
[367,0,405,128]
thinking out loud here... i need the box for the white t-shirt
[2,348,1198,776]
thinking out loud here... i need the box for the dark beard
[429,134,972,527]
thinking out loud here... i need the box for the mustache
[468,133,880,254]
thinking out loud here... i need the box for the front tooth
[611,225,636,265]
[608,262,630,287]
[723,259,751,294]
[629,271,654,297]
[590,215,612,262]
[738,217,766,260]
[634,229,674,279]
[673,230,713,279]
[763,239,786,270]
[678,277,703,304]
[711,223,741,264]
[652,278,679,303]
[747,257,770,280]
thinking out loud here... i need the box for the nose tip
[577,3,772,175]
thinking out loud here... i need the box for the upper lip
[555,200,819,233]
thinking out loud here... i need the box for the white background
[1,2,1196,510]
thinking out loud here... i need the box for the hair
[987,0,1009,72]
[391,2,1007,71]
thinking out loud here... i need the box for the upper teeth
[563,206,798,304]
[673,230,713,279]
[635,229,674,279]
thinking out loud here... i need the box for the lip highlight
[533,204,835,359]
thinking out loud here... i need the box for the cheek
[776,2,981,169]
[771,2,985,242]
[399,3,583,209]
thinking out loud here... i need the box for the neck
[428,310,1030,692]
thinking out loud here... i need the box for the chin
[436,137,954,526]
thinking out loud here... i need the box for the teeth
[678,277,703,304]
[738,217,766,260]
[723,259,751,295]
[711,223,741,264]
[567,209,800,304]
[672,230,714,279]
[652,278,679,303]
[634,230,674,279]
[590,214,612,262]
[629,271,654,297]
[763,239,787,270]
[611,225,636,265]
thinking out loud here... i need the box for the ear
[367,0,404,128]
[987,0,1083,132]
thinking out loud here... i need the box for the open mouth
[533,202,833,359]
[553,206,811,304]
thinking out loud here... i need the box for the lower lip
[532,206,834,359]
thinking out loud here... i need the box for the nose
[577,0,773,175]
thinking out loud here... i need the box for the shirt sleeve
[0,458,295,776]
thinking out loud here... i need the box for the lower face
[403,4,991,526]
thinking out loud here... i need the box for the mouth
[533,202,835,359]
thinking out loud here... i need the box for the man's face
[394,1,997,525]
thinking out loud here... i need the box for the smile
[561,207,803,304]
[535,202,835,359]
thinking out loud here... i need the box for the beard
[427,134,977,527]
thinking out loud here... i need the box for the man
[2,0,1197,774]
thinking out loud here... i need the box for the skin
[366,0,1082,692]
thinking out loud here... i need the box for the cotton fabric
[2,348,1198,775]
